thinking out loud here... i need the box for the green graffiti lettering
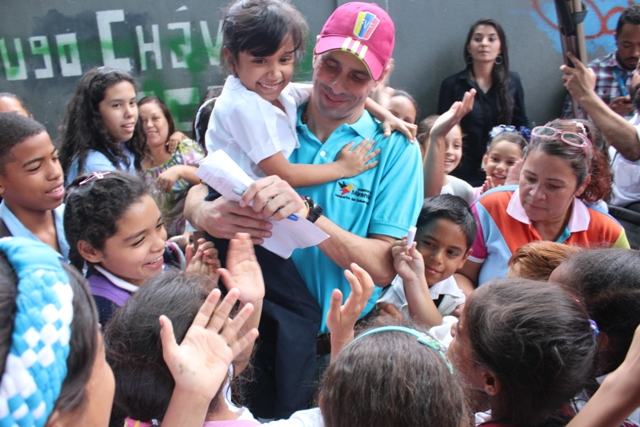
[199,20,221,66]
[96,9,132,70]
[164,87,199,131]
[56,33,83,77]
[0,38,28,81]
[167,22,192,69]
[136,24,163,71]
[29,36,54,79]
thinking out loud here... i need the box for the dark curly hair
[58,67,146,179]
[63,171,149,271]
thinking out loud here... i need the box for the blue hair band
[0,237,73,427]
[347,325,453,373]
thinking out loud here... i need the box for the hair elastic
[0,237,73,427]
[347,326,453,373]
[79,171,111,186]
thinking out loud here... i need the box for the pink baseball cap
[315,2,395,80]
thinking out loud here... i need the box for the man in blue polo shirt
[290,2,422,333]
[184,0,422,418]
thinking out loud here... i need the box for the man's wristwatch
[304,196,323,223]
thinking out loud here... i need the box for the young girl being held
[475,125,527,198]
[450,278,598,427]
[63,171,219,325]
[208,0,415,186]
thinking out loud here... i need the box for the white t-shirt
[609,114,640,207]
[440,175,475,206]
[377,274,466,318]
[205,75,309,180]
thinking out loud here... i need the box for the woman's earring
[494,55,503,65]
[466,54,474,65]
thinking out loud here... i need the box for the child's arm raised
[258,140,380,188]
[216,232,264,376]
[326,263,375,361]
[160,288,258,427]
[423,90,476,198]
[392,238,442,328]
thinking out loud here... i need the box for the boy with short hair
[378,194,477,327]
[0,113,68,260]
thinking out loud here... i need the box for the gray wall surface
[0,0,630,138]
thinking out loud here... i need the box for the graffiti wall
[0,1,635,137]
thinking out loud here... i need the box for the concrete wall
[0,0,632,138]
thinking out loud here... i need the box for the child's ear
[223,47,236,74]
[482,370,502,397]
[77,240,103,264]
[457,248,472,269]
[481,153,488,170]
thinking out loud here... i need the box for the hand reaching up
[159,287,258,403]
[326,263,375,360]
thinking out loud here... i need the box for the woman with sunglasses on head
[438,18,528,187]
[458,119,629,287]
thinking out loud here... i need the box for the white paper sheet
[196,150,329,258]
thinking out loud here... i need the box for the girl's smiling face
[483,139,523,186]
[228,37,296,104]
[81,194,167,286]
[98,81,138,143]
[444,125,463,174]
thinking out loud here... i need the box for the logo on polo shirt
[337,181,371,204]
[353,12,380,40]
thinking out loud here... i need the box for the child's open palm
[159,287,258,401]
[326,263,375,360]
[217,233,265,304]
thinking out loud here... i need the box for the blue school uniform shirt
[0,201,69,262]
[65,143,136,186]
[290,107,423,333]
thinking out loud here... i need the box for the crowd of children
[2,0,640,426]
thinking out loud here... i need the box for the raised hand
[159,288,258,401]
[326,263,375,360]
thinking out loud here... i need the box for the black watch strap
[305,196,323,223]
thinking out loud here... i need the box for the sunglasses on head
[530,126,590,149]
